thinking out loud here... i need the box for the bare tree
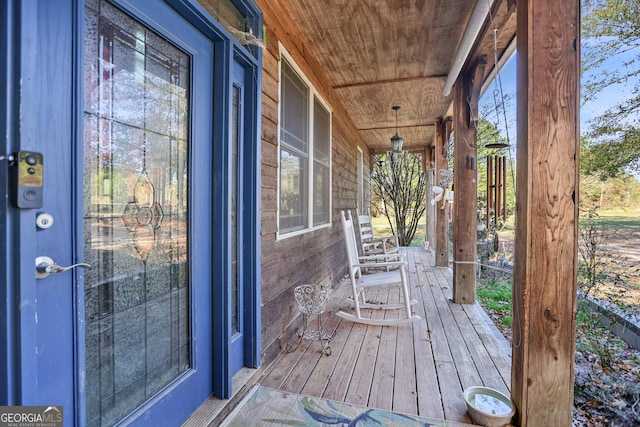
[371,152,427,246]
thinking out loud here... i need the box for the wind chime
[486,154,506,228]
[484,15,513,229]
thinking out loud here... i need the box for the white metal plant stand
[286,284,333,355]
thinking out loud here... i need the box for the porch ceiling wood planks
[282,1,471,83]
[278,0,471,151]
[360,126,436,153]
[276,0,517,152]
[336,77,447,151]
[257,248,511,425]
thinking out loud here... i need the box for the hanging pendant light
[390,105,404,152]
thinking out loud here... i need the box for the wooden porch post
[424,146,435,250]
[511,0,580,424]
[434,118,448,267]
[452,58,483,304]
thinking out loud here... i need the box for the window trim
[277,44,332,239]
[357,146,364,213]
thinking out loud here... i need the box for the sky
[478,57,516,146]
[478,49,640,180]
[479,49,639,140]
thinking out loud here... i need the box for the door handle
[35,256,91,279]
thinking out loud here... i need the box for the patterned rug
[220,385,469,426]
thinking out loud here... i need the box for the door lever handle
[36,256,91,279]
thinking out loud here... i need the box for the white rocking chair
[356,210,401,271]
[336,210,421,326]
[356,210,400,258]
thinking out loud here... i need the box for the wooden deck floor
[258,247,512,425]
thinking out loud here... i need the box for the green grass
[593,209,640,232]
[477,278,513,329]
[371,215,426,247]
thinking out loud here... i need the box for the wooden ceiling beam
[369,146,428,155]
[469,56,488,128]
[465,0,517,90]
[333,75,448,90]
[358,123,435,132]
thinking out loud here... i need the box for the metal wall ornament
[431,169,455,210]
[390,105,404,152]
[437,168,454,188]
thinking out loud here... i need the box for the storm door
[229,83,242,374]
[82,1,213,425]
[229,62,244,375]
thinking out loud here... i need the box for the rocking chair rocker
[336,210,421,326]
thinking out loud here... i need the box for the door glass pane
[83,2,190,426]
[231,85,239,335]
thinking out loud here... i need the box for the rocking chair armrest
[366,236,400,254]
[378,235,400,245]
[358,254,404,262]
[367,235,398,245]
[353,260,407,269]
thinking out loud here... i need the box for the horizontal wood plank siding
[256,0,370,365]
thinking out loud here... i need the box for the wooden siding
[257,0,372,365]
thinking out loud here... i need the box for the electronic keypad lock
[12,151,44,208]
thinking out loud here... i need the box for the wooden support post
[425,146,435,250]
[434,118,448,267]
[452,67,479,304]
[511,0,580,425]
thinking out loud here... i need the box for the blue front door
[5,0,261,422]
[27,0,214,425]
[81,1,214,425]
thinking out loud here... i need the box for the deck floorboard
[258,247,513,425]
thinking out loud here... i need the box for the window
[279,53,331,236]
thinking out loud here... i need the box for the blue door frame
[0,0,18,406]
[0,0,262,423]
